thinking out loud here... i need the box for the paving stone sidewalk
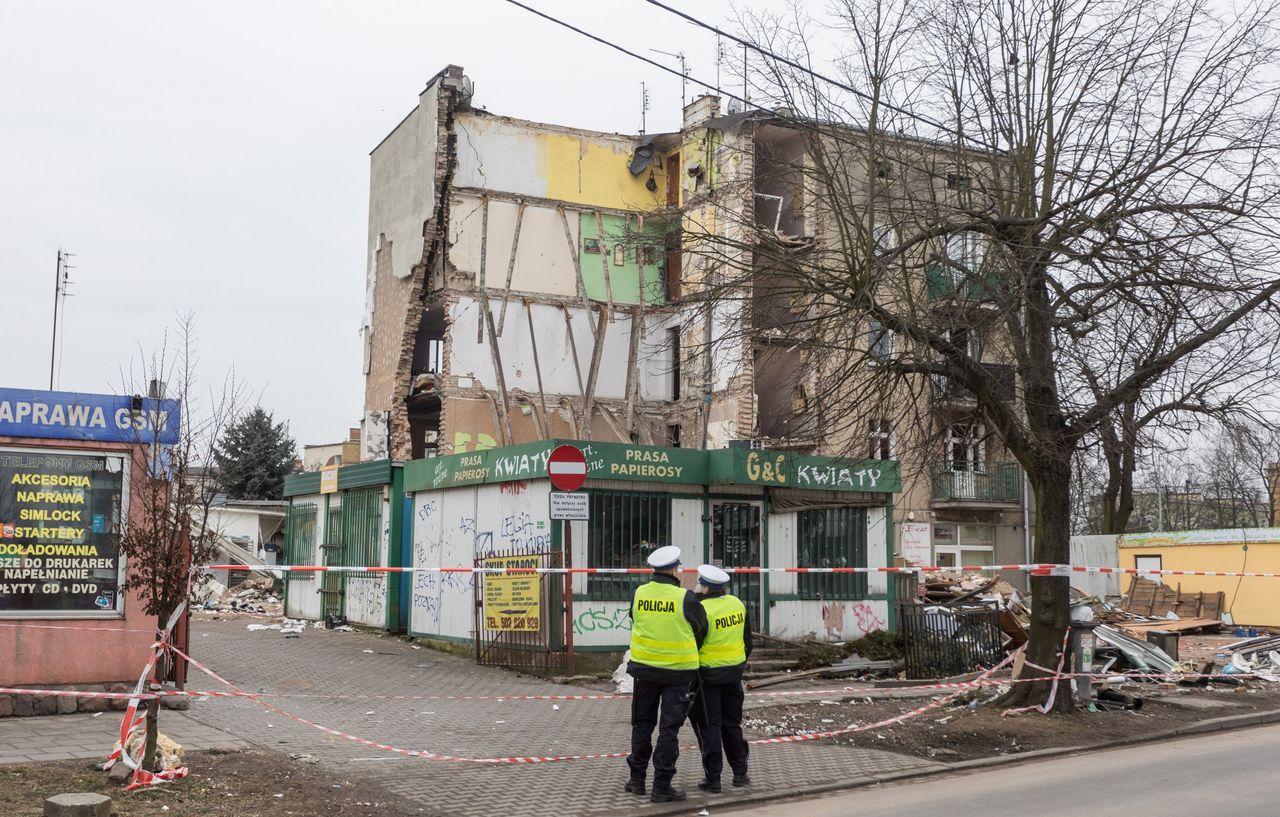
[4,619,940,816]
[0,709,244,765]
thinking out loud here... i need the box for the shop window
[283,503,317,580]
[587,491,672,600]
[797,507,868,599]
[867,418,893,460]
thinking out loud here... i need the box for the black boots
[697,778,722,793]
[732,772,752,787]
[625,778,647,796]
[650,785,687,802]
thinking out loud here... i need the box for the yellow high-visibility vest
[698,594,747,668]
[630,581,699,670]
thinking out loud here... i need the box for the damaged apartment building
[359,65,1034,573]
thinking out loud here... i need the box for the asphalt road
[725,723,1280,815]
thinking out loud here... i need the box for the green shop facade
[283,441,901,666]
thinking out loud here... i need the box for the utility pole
[48,250,74,390]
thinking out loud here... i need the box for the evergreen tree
[214,407,297,500]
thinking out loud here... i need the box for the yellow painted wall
[1118,539,1280,625]
[544,135,665,212]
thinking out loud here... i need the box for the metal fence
[474,548,571,677]
[899,602,1005,679]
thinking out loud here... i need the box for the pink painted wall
[0,437,160,686]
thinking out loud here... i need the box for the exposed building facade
[360,66,1034,576]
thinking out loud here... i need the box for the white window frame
[945,232,985,273]
[932,523,995,568]
[945,421,985,472]
[868,417,893,460]
[867,319,894,363]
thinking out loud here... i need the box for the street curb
[640,706,1280,816]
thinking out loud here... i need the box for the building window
[875,159,893,179]
[642,245,657,266]
[284,503,317,580]
[667,327,681,401]
[797,507,868,599]
[614,244,626,266]
[583,237,602,254]
[587,491,672,600]
[933,523,993,568]
[942,327,982,361]
[946,232,984,272]
[666,423,681,447]
[868,418,893,460]
[946,421,985,471]
[867,319,894,363]
[873,222,896,252]
[946,170,971,191]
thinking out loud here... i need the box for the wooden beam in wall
[496,199,526,337]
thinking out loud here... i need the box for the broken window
[667,327,681,400]
[667,423,682,447]
[868,418,893,460]
[587,491,672,600]
[796,507,868,599]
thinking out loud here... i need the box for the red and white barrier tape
[201,562,1280,579]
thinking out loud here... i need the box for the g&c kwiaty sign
[0,388,180,445]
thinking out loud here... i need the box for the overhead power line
[640,0,994,149]
[501,0,748,105]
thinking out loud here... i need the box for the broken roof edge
[368,64,467,157]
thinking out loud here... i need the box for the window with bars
[340,488,383,576]
[284,503,318,580]
[587,491,672,600]
[796,507,868,599]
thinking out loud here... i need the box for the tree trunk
[142,696,160,772]
[1003,460,1074,711]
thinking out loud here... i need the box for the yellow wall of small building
[1118,538,1280,626]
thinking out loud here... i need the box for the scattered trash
[362,649,374,654]
[613,649,635,694]
[201,577,283,616]
[552,704,560,711]
[697,810,711,816]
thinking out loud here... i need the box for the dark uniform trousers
[627,678,695,787]
[692,681,749,780]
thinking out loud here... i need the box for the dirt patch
[744,685,1280,762]
[0,750,426,817]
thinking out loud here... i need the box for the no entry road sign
[547,444,588,492]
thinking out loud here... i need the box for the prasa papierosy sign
[0,388,180,445]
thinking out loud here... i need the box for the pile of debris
[201,576,284,616]
[1221,634,1280,679]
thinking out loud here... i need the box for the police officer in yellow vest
[691,564,752,793]
[625,545,708,803]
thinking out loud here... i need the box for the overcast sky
[1,0,777,448]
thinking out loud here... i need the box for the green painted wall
[578,212,667,305]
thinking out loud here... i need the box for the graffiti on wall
[346,577,386,626]
[412,571,470,624]
[571,605,632,637]
[819,600,887,640]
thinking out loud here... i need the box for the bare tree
[116,315,245,772]
[679,0,1280,709]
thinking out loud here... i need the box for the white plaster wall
[448,195,579,297]
[284,495,325,621]
[769,599,889,641]
[454,116,547,196]
[571,600,632,648]
[410,481,555,640]
[449,297,635,399]
[639,313,679,402]
[368,83,439,282]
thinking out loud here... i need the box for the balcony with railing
[931,462,1022,506]
[931,364,1016,405]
